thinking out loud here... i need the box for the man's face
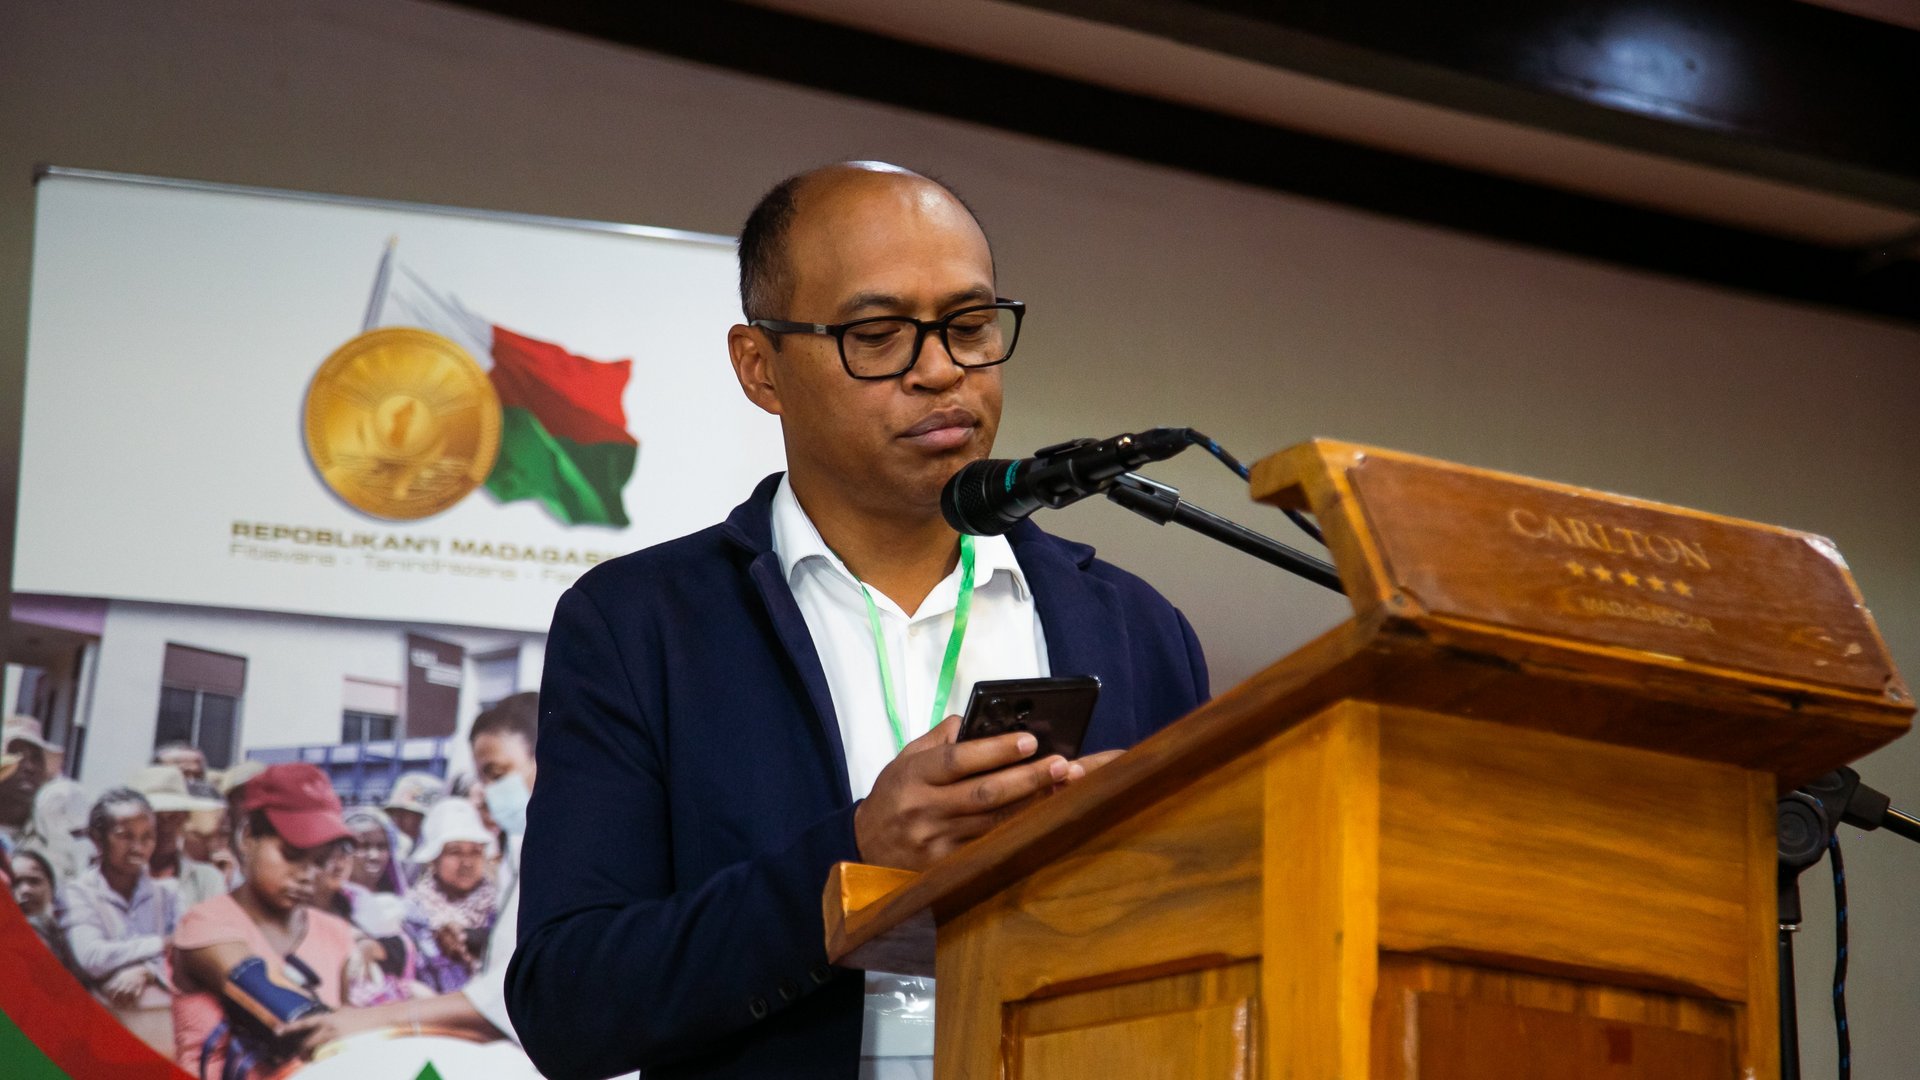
[733,171,1003,518]
[157,747,206,783]
[471,731,536,793]
[389,807,424,841]
[0,740,48,823]
[182,809,229,863]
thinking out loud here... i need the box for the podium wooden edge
[824,862,932,976]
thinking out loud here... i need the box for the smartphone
[957,676,1101,763]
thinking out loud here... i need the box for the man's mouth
[900,408,979,450]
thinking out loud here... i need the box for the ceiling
[447,0,1920,323]
[747,0,1916,250]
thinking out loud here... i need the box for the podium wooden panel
[825,441,1911,1079]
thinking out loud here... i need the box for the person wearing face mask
[460,693,544,1047]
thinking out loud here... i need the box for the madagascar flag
[485,326,639,527]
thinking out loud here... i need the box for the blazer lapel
[727,475,854,805]
[748,552,854,805]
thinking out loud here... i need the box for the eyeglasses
[751,299,1024,380]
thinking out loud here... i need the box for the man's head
[0,717,61,827]
[154,742,207,783]
[728,162,1006,520]
[469,691,539,794]
[385,771,445,842]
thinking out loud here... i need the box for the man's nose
[902,330,963,392]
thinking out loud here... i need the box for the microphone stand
[1105,473,1344,594]
[1776,768,1920,1080]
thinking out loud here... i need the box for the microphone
[941,427,1194,535]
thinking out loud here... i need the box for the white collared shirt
[769,475,1048,1072]
[770,475,1049,801]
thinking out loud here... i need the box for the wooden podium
[824,440,1912,1079]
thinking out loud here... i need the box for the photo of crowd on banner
[0,693,543,1079]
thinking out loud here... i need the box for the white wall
[79,599,543,794]
[4,1,1918,1074]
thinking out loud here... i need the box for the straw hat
[219,760,267,797]
[127,765,227,813]
[385,771,446,816]
[3,715,64,774]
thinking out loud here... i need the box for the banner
[16,169,783,632]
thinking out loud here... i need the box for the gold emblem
[304,328,501,520]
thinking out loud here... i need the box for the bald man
[510,163,1208,1080]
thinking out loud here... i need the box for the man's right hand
[853,716,1081,871]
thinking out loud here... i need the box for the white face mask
[483,772,531,837]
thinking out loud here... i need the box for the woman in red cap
[171,762,364,1078]
[171,763,498,1078]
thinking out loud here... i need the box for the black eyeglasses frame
[749,299,1025,380]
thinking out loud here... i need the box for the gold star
[1672,580,1692,597]
[1565,560,1588,578]
[1619,571,1639,588]
[1590,565,1613,583]
[1646,576,1667,592]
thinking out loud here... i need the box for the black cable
[1184,428,1250,481]
[1831,835,1850,1080]
[1183,429,1326,545]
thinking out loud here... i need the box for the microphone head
[941,458,1020,535]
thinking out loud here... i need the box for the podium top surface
[1252,439,1909,712]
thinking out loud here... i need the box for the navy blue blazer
[507,475,1209,1079]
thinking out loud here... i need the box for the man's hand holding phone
[854,717,1084,871]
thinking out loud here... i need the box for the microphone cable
[1182,429,1326,546]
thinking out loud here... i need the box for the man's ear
[727,325,784,417]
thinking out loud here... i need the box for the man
[1,715,64,852]
[384,770,444,855]
[153,741,208,785]
[459,691,591,1057]
[509,163,1208,1079]
[128,763,229,909]
[62,788,182,1008]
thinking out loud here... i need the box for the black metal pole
[1105,475,1344,594]
[1780,921,1800,1080]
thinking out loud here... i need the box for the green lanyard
[857,534,977,753]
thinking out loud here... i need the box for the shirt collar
[770,474,1031,601]
[79,866,155,909]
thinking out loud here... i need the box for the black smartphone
[957,676,1101,763]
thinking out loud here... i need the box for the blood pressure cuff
[223,956,328,1029]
